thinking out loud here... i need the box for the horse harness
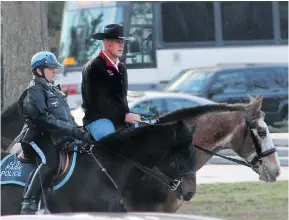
[194,111,277,168]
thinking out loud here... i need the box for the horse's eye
[170,161,176,168]
[257,127,267,138]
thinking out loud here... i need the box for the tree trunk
[1,1,49,110]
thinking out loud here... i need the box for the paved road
[197,164,288,184]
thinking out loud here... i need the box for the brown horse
[156,96,280,181]
[123,96,280,212]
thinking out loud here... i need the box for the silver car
[128,91,215,120]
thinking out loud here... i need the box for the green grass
[178,181,288,220]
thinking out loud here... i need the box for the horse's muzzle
[183,192,195,201]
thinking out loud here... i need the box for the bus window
[221,2,273,41]
[58,1,124,66]
[279,1,288,40]
[161,2,215,43]
[125,2,155,66]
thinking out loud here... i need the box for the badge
[107,70,114,76]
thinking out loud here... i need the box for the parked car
[127,91,215,119]
[164,63,288,125]
[71,91,215,125]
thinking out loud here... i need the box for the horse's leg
[114,202,127,212]
[45,190,71,213]
[107,194,127,213]
[1,185,23,215]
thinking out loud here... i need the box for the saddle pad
[1,146,78,190]
[0,152,36,187]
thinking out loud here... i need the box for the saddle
[17,149,70,180]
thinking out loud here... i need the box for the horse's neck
[93,128,172,187]
[193,110,244,170]
[100,130,170,163]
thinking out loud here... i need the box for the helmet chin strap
[34,67,49,82]
[41,69,49,82]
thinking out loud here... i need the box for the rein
[193,144,253,168]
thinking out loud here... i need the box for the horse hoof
[36,208,50,215]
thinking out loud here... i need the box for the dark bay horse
[1,101,25,150]
[1,120,196,215]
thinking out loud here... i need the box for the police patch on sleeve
[28,81,35,88]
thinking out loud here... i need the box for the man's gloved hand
[71,127,91,142]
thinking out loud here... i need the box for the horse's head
[157,120,196,201]
[236,96,280,182]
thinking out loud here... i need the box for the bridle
[194,112,277,168]
[151,130,195,193]
[240,114,276,166]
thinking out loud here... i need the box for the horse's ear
[248,95,255,103]
[191,123,196,134]
[177,119,184,126]
[256,95,263,101]
[245,96,263,116]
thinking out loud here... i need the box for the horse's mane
[100,123,173,144]
[96,121,192,156]
[157,103,246,123]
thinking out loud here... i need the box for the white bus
[56,1,288,105]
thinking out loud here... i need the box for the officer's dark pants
[23,135,59,201]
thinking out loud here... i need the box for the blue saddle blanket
[1,152,36,187]
[1,146,78,190]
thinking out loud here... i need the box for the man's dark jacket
[81,50,130,127]
[18,76,77,146]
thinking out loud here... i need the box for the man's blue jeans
[85,118,116,141]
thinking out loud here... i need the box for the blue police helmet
[31,51,62,71]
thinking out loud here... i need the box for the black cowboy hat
[92,24,129,40]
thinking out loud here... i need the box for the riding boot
[20,163,51,215]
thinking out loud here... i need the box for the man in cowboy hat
[81,24,141,140]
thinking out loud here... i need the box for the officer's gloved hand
[71,127,91,143]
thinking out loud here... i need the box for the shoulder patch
[28,81,35,88]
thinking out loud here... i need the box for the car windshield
[164,69,213,93]
[58,1,124,66]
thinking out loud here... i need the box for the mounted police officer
[18,51,91,214]
[81,24,141,140]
